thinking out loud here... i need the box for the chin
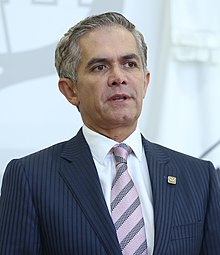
[111,115,137,126]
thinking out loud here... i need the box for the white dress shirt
[82,125,155,255]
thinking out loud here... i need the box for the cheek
[134,80,147,98]
[140,78,148,97]
[80,88,100,109]
[142,86,147,98]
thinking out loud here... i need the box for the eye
[93,65,107,72]
[124,61,138,68]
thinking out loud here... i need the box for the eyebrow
[86,53,140,69]
[86,57,108,69]
[121,53,140,62]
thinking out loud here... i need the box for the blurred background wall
[1,0,220,186]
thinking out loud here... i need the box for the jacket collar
[59,130,176,255]
[59,128,122,255]
[142,137,176,254]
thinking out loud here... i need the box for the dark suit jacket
[0,129,220,255]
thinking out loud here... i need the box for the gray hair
[55,12,148,83]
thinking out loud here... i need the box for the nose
[108,67,127,86]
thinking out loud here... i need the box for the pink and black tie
[111,143,148,255]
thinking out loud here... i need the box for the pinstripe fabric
[0,130,121,255]
[217,169,220,183]
[142,137,220,255]
[0,129,220,255]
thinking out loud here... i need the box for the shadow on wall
[199,139,220,170]
[0,0,124,91]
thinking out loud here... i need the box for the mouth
[108,94,131,102]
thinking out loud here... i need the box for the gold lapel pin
[167,176,177,185]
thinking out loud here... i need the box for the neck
[85,124,137,142]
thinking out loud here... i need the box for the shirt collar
[82,125,143,165]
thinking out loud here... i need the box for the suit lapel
[142,138,177,255]
[58,131,176,254]
[59,129,121,255]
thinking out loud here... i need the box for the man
[0,12,219,255]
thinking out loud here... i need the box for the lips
[108,93,131,101]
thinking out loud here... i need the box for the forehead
[78,27,139,61]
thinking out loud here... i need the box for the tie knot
[112,143,131,164]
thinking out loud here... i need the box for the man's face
[73,27,149,135]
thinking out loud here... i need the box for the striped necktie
[111,143,148,255]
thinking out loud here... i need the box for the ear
[58,78,80,106]
[143,70,150,97]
